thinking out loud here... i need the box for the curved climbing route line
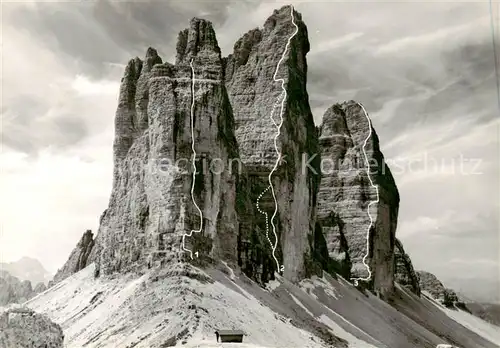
[181,58,204,260]
[351,102,380,286]
[255,5,298,273]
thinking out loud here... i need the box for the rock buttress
[225,5,322,282]
[394,238,420,295]
[88,18,240,275]
[317,101,399,297]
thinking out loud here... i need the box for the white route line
[255,5,298,273]
[351,102,380,287]
[181,58,204,260]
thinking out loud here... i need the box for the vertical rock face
[88,17,239,275]
[317,101,399,297]
[225,5,321,282]
[52,230,95,285]
[394,238,420,295]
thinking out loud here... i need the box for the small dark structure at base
[215,330,245,343]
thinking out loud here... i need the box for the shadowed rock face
[394,238,421,295]
[317,101,400,297]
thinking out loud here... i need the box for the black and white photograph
[1,0,499,347]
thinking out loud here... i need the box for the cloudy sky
[1,0,498,301]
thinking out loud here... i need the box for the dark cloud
[7,0,234,77]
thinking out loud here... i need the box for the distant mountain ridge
[0,257,52,285]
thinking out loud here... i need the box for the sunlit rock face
[225,5,322,282]
[317,101,400,297]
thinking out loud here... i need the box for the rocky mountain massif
[41,5,500,348]
[0,257,52,285]
[54,5,419,300]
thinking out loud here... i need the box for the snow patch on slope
[438,305,500,345]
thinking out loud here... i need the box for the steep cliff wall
[57,6,402,296]
[317,101,399,297]
[88,19,240,275]
[225,5,322,282]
